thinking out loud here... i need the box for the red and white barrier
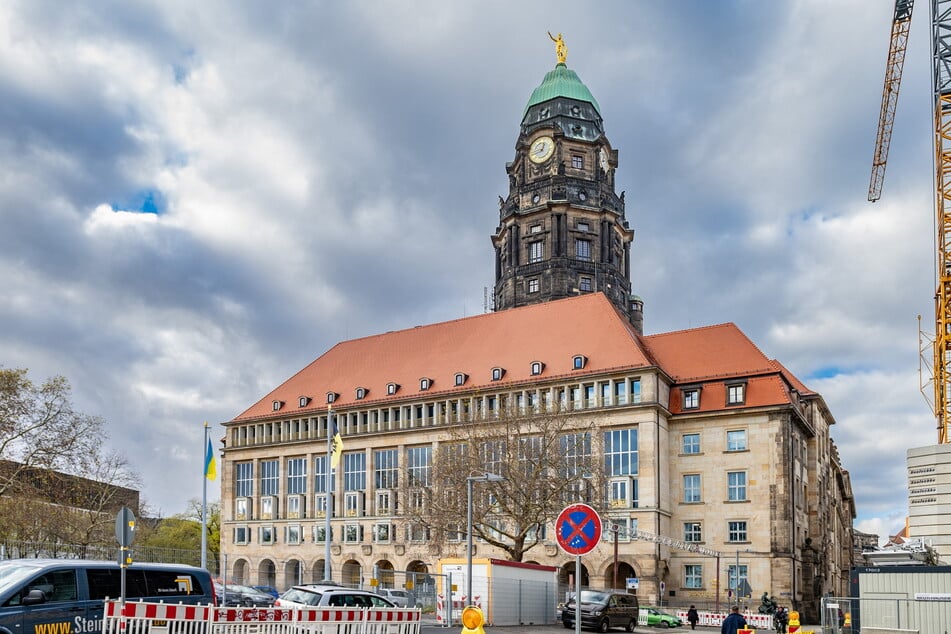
[103,601,421,634]
[673,609,773,629]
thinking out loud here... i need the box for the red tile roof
[234,293,653,421]
[232,294,810,422]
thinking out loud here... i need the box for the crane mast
[932,0,951,443]
[869,0,915,202]
[872,0,951,443]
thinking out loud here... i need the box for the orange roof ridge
[769,359,815,395]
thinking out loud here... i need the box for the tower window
[578,191,587,201]
[528,278,539,293]
[571,155,584,169]
[575,239,591,261]
[529,241,544,263]
[532,193,541,204]
[530,224,542,234]
[578,222,589,232]
[580,277,592,292]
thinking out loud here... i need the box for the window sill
[724,449,750,454]
[724,499,751,504]
[679,452,704,457]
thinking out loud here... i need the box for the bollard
[787,610,800,634]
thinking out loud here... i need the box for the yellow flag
[330,421,343,468]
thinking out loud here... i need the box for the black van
[0,559,215,634]
[561,590,640,632]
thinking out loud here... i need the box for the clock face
[529,136,555,164]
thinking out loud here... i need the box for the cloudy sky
[0,0,934,539]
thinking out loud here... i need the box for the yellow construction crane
[870,0,951,443]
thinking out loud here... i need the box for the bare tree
[401,406,605,562]
[0,368,103,497]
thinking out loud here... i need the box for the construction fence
[822,595,951,634]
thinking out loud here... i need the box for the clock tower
[492,36,642,333]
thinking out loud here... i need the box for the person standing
[721,605,747,634]
[774,606,788,633]
[687,605,700,630]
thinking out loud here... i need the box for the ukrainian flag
[205,436,217,481]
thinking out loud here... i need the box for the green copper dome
[523,63,601,118]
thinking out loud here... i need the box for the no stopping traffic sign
[555,503,602,556]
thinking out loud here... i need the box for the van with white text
[0,559,215,634]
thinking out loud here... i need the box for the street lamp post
[466,472,504,607]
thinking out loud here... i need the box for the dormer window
[531,361,545,375]
[387,382,399,395]
[326,392,339,404]
[298,396,310,408]
[454,373,468,387]
[726,382,747,406]
[355,387,367,400]
[491,367,505,381]
[683,387,701,410]
[272,400,283,411]
[419,378,431,391]
[572,355,587,370]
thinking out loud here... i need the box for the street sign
[626,577,639,590]
[555,503,602,556]
[115,507,136,547]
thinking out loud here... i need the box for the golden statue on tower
[548,31,567,64]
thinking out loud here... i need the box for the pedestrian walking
[721,605,747,634]
[687,605,699,630]
[774,606,788,633]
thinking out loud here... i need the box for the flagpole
[323,405,333,580]
[201,422,209,570]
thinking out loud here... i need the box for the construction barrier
[103,600,421,634]
[674,609,772,630]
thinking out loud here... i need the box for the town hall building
[219,40,855,622]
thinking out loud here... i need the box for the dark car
[217,584,275,607]
[254,585,280,599]
[561,590,639,632]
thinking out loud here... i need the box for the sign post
[556,504,602,634]
[115,506,136,621]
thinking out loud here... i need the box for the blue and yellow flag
[205,436,217,481]
[330,421,343,468]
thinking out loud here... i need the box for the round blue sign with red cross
[556,503,602,556]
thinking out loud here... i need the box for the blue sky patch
[112,189,165,214]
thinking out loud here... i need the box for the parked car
[643,607,681,628]
[378,588,411,607]
[275,584,396,608]
[561,590,639,632]
[253,585,280,599]
[217,584,275,607]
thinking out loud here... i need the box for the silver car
[378,589,411,607]
[275,584,396,608]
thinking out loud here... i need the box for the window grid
[235,463,253,497]
[728,521,748,542]
[684,389,699,409]
[314,455,328,494]
[604,428,638,476]
[727,384,745,404]
[727,430,747,451]
[286,458,307,495]
[682,433,700,455]
[683,474,701,503]
[407,446,432,487]
[375,449,399,489]
[684,522,702,542]
[728,471,747,501]
[529,241,544,263]
[260,460,279,496]
[575,239,591,261]
[684,565,703,589]
[343,453,367,492]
